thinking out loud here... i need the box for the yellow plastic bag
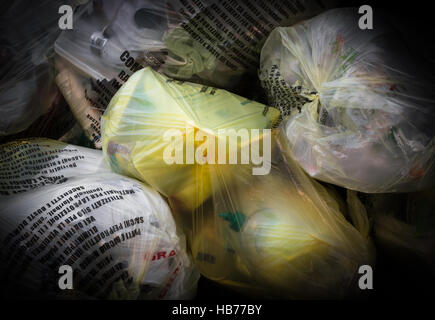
[102,67,279,212]
[179,131,374,299]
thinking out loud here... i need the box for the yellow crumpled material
[184,132,375,299]
[102,67,279,212]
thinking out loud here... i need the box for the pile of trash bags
[101,67,373,298]
[0,1,434,300]
[53,0,333,148]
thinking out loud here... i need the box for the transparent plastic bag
[259,8,435,193]
[0,0,83,136]
[0,139,199,299]
[175,131,374,299]
[54,0,333,148]
[101,67,279,212]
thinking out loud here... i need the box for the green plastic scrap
[219,212,246,232]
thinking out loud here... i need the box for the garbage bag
[177,131,374,299]
[259,8,435,193]
[358,190,435,268]
[0,0,83,136]
[0,139,199,299]
[54,0,333,148]
[101,67,280,212]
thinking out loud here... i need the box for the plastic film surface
[101,67,280,212]
[54,0,334,147]
[178,131,374,299]
[0,139,199,299]
[259,8,435,193]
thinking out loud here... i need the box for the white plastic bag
[0,139,199,299]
